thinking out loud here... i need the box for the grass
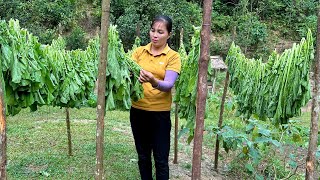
[4,103,319,179]
[6,106,140,180]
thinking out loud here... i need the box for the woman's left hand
[139,69,158,87]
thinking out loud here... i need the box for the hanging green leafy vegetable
[174,26,213,137]
[0,19,143,115]
[226,29,314,125]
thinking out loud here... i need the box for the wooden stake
[214,71,229,171]
[173,27,185,164]
[66,107,72,156]
[95,0,110,179]
[0,77,7,179]
[173,103,179,164]
[191,0,213,179]
[305,4,320,180]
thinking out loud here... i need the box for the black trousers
[130,107,171,180]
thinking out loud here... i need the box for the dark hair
[151,15,173,33]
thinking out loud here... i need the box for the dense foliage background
[0,0,318,58]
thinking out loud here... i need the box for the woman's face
[149,21,170,49]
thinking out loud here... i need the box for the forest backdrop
[0,0,318,59]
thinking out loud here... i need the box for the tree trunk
[214,71,229,171]
[95,0,110,179]
[191,0,213,179]
[0,79,7,179]
[65,107,72,156]
[305,5,320,180]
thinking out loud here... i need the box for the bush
[38,28,58,45]
[211,11,232,32]
[65,26,87,50]
[236,14,268,48]
[296,15,317,38]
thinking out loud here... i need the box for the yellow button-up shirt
[131,43,181,111]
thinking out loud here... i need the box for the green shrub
[65,26,87,50]
[38,28,58,45]
[211,11,232,32]
[236,14,268,48]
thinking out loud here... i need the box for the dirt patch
[168,138,231,180]
[26,164,48,173]
[111,127,132,136]
[168,136,319,180]
[36,119,95,124]
[301,100,312,113]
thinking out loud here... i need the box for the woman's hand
[138,69,158,87]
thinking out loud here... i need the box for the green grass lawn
[5,104,319,179]
[6,106,140,180]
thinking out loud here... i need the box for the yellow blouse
[131,43,181,111]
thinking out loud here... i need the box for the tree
[112,0,202,51]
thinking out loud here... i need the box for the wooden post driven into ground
[213,71,229,170]
[95,0,110,179]
[305,5,320,180]
[65,107,72,156]
[173,28,185,165]
[0,77,6,179]
[173,103,179,164]
[191,0,213,179]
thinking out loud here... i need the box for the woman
[130,15,181,180]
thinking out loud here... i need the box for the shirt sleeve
[166,52,181,74]
[154,70,179,92]
[131,47,142,62]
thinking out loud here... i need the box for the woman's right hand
[138,69,158,87]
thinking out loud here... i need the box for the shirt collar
[144,43,170,55]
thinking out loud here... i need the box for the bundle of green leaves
[43,37,99,108]
[104,25,142,110]
[226,29,314,125]
[174,26,213,136]
[0,19,143,115]
[0,19,56,115]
